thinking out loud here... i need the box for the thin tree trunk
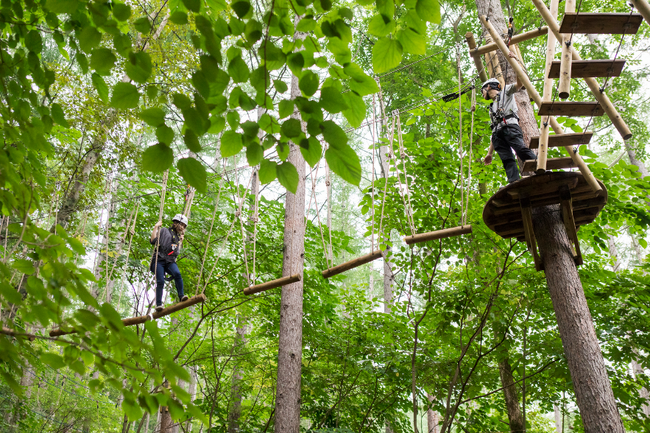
[554,405,562,432]
[631,359,650,417]
[274,16,307,433]
[427,394,438,433]
[625,140,649,178]
[160,407,172,433]
[497,357,525,432]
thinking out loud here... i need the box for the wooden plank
[473,27,549,55]
[507,175,578,200]
[548,59,626,78]
[521,157,577,173]
[560,186,583,266]
[50,294,207,337]
[538,101,605,116]
[559,12,643,35]
[529,132,593,149]
[520,197,544,271]
[244,274,301,295]
[322,249,383,279]
[403,225,472,245]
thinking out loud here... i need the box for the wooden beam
[520,196,543,271]
[558,0,575,100]
[522,157,576,172]
[530,132,593,149]
[50,294,207,337]
[480,15,603,195]
[548,59,626,78]
[532,0,633,140]
[630,0,650,26]
[560,186,583,266]
[403,225,472,245]
[559,12,643,34]
[538,101,605,117]
[473,27,549,56]
[538,0,559,173]
[322,249,383,279]
[465,32,489,82]
[244,274,301,295]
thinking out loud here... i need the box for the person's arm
[507,50,524,91]
[150,221,162,243]
[484,141,494,165]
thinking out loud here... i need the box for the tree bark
[160,407,172,433]
[426,393,438,433]
[274,16,307,433]
[497,357,525,432]
[631,358,650,417]
[533,205,625,432]
[554,404,562,432]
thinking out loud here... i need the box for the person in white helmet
[150,214,189,312]
[482,53,537,184]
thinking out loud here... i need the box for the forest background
[0,0,649,431]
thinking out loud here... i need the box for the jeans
[155,261,184,307]
[492,124,537,183]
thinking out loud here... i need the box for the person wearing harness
[482,57,537,184]
[150,214,189,312]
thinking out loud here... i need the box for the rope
[251,171,260,286]
[600,5,634,93]
[375,47,448,79]
[197,176,224,289]
[306,152,331,268]
[325,153,333,263]
[391,112,417,237]
[370,92,377,251]
[467,87,476,225]
[457,48,465,226]
[116,200,140,308]
[379,116,397,236]
[106,198,139,302]
[149,170,169,309]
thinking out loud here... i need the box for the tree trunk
[426,394,438,433]
[554,405,562,432]
[229,317,249,433]
[533,205,625,432]
[497,357,525,432]
[160,407,172,433]
[377,87,393,313]
[274,16,307,433]
[631,359,650,417]
[625,141,649,178]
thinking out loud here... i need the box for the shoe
[155,305,164,312]
[181,295,189,302]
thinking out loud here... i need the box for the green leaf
[134,17,152,34]
[228,56,250,83]
[246,143,264,166]
[12,259,35,274]
[321,120,348,147]
[259,159,277,184]
[142,143,173,172]
[169,11,188,25]
[274,79,288,93]
[110,82,140,109]
[416,0,440,23]
[320,86,349,114]
[156,125,175,145]
[77,27,102,53]
[372,38,403,74]
[122,399,143,421]
[125,52,152,84]
[281,118,302,138]
[279,99,294,118]
[41,353,66,369]
[326,144,361,185]
[112,3,131,21]
[139,108,166,127]
[299,71,319,97]
[232,1,251,18]
[397,28,426,55]
[277,162,299,193]
[368,14,394,37]
[299,137,322,167]
[342,92,366,128]
[184,130,202,153]
[0,282,21,304]
[177,157,207,193]
[90,48,117,76]
[345,64,380,96]
[46,0,78,14]
[221,131,243,157]
[173,93,192,110]
[91,73,109,103]
[50,103,69,128]
[183,0,201,11]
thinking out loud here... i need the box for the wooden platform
[529,132,592,149]
[548,60,626,79]
[538,101,604,116]
[483,172,607,241]
[521,157,577,173]
[559,13,642,34]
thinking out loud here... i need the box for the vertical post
[538,0,559,173]
[484,34,505,88]
[630,0,650,27]
[464,32,489,82]
[558,0,575,99]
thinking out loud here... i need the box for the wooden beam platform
[483,172,607,241]
[322,249,383,279]
[473,27,549,56]
[50,294,207,337]
[403,225,472,245]
[529,132,592,149]
[548,59,626,79]
[521,157,577,173]
[538,102,605,117]
[559,12,643,34]
[244,274,301,295]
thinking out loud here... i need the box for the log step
[403,225,472,245]
[244,274,301,295]
[538,101,604,117]
[529,132,593,149]
[521,157,577,173]
[548,59,626,79]
[559,13,642,34]
[322,249,383,279]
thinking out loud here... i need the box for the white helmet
[481,78,502,99]
[172,214,189,226]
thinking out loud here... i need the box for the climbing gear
[172,214,188,226]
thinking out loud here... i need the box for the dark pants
[492,124,537,183]
[155,262,184,307]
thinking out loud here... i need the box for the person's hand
[484,154,493,165]
[179,233,185,241]
[508,50,516,58]
[154,220,163,228]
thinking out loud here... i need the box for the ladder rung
[548,59,626,79]
[559,13,643,35]
[538,102,604,117]
[529,132,593,149]
[522,157,577,173]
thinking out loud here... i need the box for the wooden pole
[49,294,207,337]
[465,32,489,82]
[558,0,575,99]
[480,15,603,195]
[538,0,559,173]
[531,0,633,140]
[474,27,549,55]
[484,34,505,88]
[244,274,301,295]
[403,225,472,245]
[630,0,650,25]
[322,249,383,279]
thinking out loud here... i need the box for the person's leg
[506,125,537,165]
[492,131,520,183]
[168,262,185,300]
[155,261,166,307]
